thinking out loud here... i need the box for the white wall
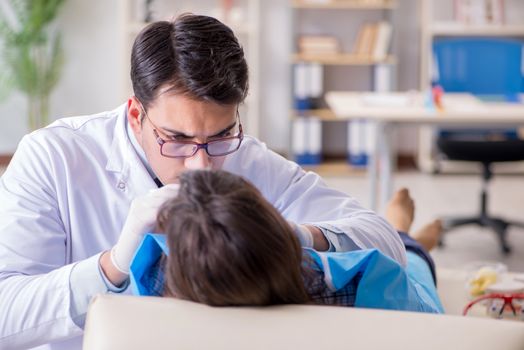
[258,0,292,152]
[0,0,422,155]
[392,0,421,154]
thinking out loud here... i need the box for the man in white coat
[0,14,406,349]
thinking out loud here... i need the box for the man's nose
[184,148,211,170]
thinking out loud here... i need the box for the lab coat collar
[105,103,157,195]
[126,114,157,180]
[105,104,127,174]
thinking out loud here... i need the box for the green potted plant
[0,0,67,130]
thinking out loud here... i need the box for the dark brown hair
[131,14,249,110]
[157,170,310,306]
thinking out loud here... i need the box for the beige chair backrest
[84,294,524,350]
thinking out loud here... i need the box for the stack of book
[298,35,341,55]
[454,0,505,25]
[353,21,392,60]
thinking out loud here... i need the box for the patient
[136,170,442,311]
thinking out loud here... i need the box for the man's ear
[127,97,143,135]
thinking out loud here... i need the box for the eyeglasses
[463,293,524,319]
[139,103,244,158]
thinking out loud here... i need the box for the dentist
[0,14,405,349]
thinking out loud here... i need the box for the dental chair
[83,268,524,350]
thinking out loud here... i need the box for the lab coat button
[117,182,126,190]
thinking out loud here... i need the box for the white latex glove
[111,184,180,273]
[288,221,314,248]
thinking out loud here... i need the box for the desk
[325,91,524,212]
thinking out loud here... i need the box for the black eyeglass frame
[139,102,244,159]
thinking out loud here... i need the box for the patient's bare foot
[411,220,442,252]
[386,188,414,233]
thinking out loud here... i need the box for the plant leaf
[0,0,67,99]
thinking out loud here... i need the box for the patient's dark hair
[131,14,249,111]
[157,170,310,306]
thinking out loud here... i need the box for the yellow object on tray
[469,267,498,297]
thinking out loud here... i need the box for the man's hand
[288,221,329,251]
[100,184,179,286]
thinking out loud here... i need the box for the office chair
[433,38,524,254]
[437,137,524,253]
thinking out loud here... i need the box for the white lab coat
[0,104,405,349]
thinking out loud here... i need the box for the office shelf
[291,108,337,120]
[292,53,396,65]
[290,0,397,169]
[302,160,367,176]
[431,23,524,37]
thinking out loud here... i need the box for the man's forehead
[152,90,237,114]
[160,117,237,138]
[149,93,238,137]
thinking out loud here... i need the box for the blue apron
[130,234,443,313]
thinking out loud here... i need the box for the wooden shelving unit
[302,160,367,176]
[431,23,524,36]
[291,108,337,120]
[290,0,397,175]
[292,52,396,65]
